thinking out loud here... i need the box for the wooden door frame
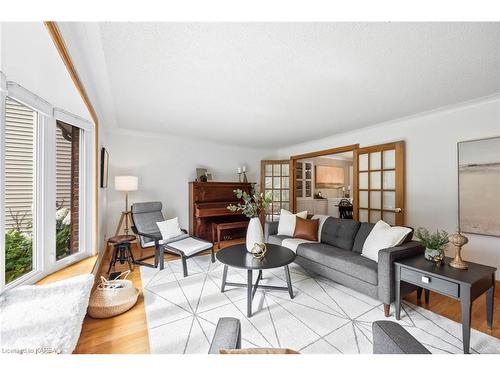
[289,144,359,213]
[353,141,405,224]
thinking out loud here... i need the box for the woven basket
[88,271,139,319]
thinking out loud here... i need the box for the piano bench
[212,221,249,249]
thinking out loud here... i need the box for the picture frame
[458,136,500,237]
[100,147,109,188]
[196,168,207,181]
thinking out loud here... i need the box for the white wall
[0,23,89,120]
[276,96,500,279]
[105,129,272,240]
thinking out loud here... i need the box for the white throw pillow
[156,217,183,241]
[277,209,308,236]
[361,220,411,262]
[311,214,330,242]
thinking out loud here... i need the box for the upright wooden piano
[189,181,253,242]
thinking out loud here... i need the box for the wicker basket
[88,271,139,319]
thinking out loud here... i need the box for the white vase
[246,217,264,252]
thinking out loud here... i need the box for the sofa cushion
[361,220,412,262]
[352,222,376,253]
[320,217,361,250]
[352,223,414,253]
[277,209,308,236]
[296,242,378,285]
[282,238,316,252]
[267,234,291,246]
[293,217,319,241]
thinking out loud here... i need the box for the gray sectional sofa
[266,217,424,316]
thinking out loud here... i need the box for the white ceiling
[62,22,500,148]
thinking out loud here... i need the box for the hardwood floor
[36,255,97,285]
[405,281,500,339]
[74,238,245,354]
[44,241,499,353]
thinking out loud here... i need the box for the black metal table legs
[220,265,294,317]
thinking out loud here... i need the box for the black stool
[107,235,136,274]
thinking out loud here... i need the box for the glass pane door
[261,160,291,221]
[354,142,405,225]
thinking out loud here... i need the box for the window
[55,121,81,260]
[0,78,94,291]
[4,98,37,283]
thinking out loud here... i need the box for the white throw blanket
[0,273,94,354]
[281,238,316,252]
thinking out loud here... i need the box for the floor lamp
[115,175,138,236]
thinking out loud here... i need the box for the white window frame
[0,74,95,292]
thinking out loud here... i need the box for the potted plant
[414,227,449,264]
[227,186,272,252]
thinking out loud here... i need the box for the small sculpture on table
[251,242,267,260]
[448,232,469,269]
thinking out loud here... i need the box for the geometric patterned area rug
[141,254,500,354]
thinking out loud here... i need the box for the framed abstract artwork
[100,147,109,188]
[458,136,500,237]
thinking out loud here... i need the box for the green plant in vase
[227,186,272,253]
[414,227,449,264]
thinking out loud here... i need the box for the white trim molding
[6,81,53,116]
[54,107,92,131]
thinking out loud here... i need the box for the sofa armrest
[208,318,242,354]
[377,241,424,304]
[265,220,279,241]
[372,321,430,354]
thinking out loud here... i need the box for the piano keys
[189,181,253,242]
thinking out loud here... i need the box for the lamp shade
[115,175,138,191]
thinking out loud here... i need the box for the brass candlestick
[448,232,469,270]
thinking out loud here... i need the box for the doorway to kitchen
[261,141,406,225]
[290,144,359,219]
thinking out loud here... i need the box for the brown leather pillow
[293,217,319,241]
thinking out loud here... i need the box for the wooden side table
[395,255,496,354]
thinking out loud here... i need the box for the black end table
[216,243,296,317]
[395,255,496,354]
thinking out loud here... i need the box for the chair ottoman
[162,237,215,277]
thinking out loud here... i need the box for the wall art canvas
[458,136,500,236]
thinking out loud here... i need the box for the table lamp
[115,175,138,235]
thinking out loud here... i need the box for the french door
[353,142,405,225]
[260,160,291,221]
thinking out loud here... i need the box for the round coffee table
[216,243,296,317]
